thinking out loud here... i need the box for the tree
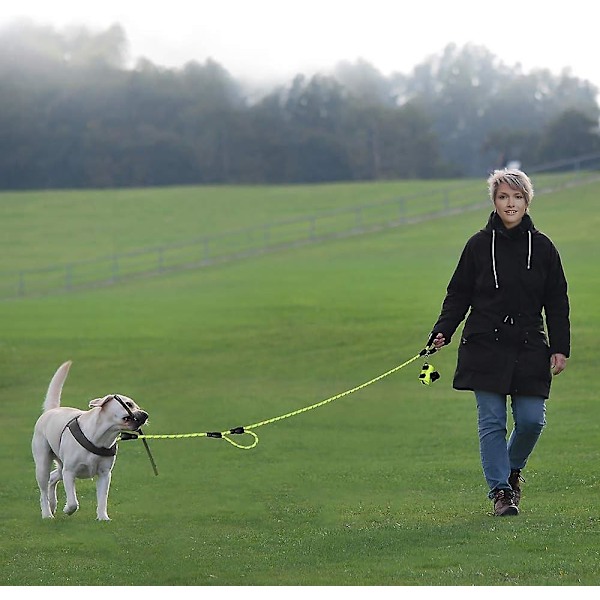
[404,43,599,175]
[1,22,599,189]
[535,109,600,164]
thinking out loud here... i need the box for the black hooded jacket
[431,211,570,398]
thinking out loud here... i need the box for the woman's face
[494,182,528,229]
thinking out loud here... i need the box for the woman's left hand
[551,353,567,376]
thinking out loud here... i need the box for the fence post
[355,207,363,230]
[398,198,405,221]
[65,264,72,291]
[112,256,119,281]
[157,247,164,272]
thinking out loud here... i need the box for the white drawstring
[491,229,499,289]
[492,228,532,287]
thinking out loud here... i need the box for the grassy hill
[1,176,598,586]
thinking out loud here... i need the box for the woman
[428,168,570,516]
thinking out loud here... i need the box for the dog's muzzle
[112,395,148,430]
[125,410,148,429]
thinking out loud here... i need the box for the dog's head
[89,394,149,431]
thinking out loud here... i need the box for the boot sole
[496,506,519,516]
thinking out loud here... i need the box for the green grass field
[1,177,598,586]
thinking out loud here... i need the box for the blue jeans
[474,390,546,498]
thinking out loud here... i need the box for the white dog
[32,361,148,521]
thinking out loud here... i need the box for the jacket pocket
[457,331,497,373]
[519,331,551,378]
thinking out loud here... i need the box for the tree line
[1,20,599,189]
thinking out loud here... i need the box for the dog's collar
[65,417,118,457]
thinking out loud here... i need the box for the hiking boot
[508,469,525,506]
[492,489,519,516]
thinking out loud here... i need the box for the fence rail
[2,166,599,301]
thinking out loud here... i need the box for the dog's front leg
[95,469,112,521]
[61,470,79,516]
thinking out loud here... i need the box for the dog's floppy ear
[89,395,114,408]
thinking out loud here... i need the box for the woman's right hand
[428,332,446,349]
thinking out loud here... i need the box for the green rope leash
[125,348,433,451]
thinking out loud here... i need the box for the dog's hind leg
[33,438,55,519]
[48,466,62,516]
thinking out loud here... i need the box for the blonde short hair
[487,169,534,206]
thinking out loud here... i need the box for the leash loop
[222,429,259,449]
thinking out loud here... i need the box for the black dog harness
[59,395,157,475]
[64,417,118,457]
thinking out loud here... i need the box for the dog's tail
[43,361,73,412]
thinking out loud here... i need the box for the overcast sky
[2,0,599,90]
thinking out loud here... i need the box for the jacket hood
[484,211,537,289]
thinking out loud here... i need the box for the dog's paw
[63,503,79,516]
[96,514,111,521]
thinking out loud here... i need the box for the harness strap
[65,417,118,457]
